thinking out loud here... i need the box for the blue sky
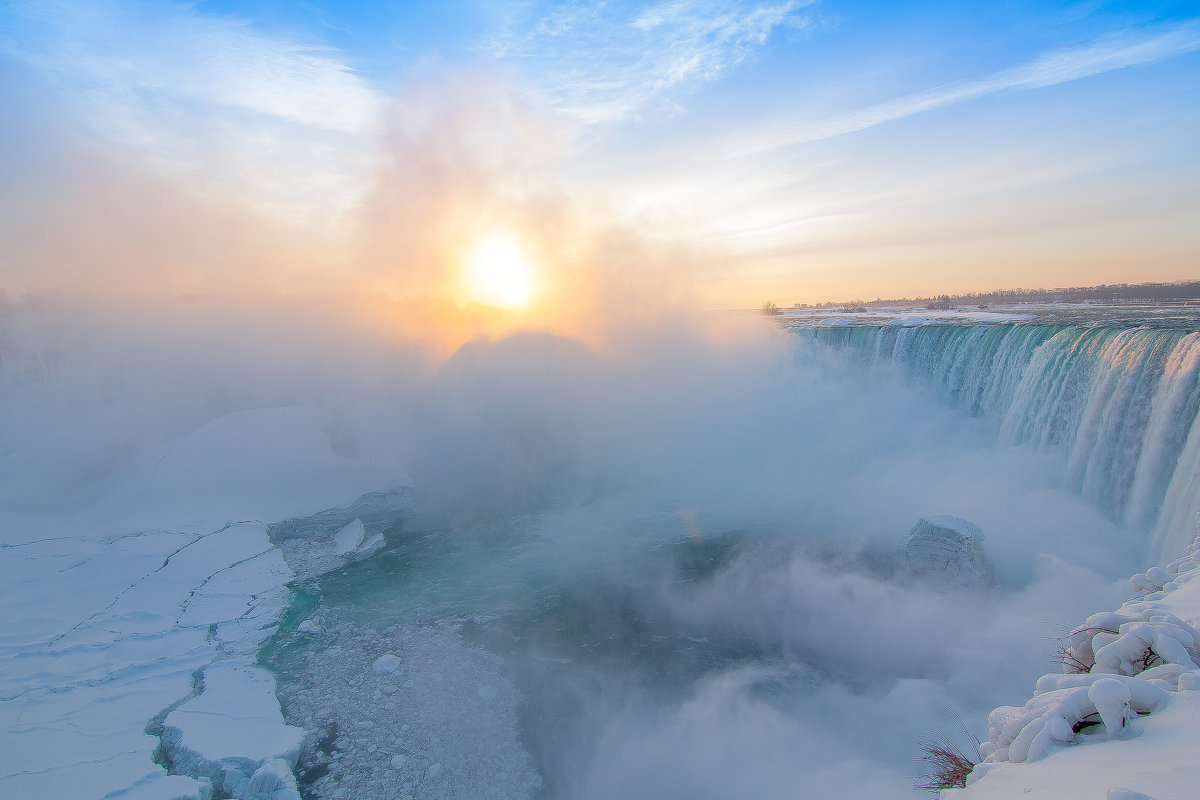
[1,0,1197,304]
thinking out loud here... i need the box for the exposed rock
[895,514,994,591]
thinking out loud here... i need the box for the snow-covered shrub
[965,535,1200,783]
[1058,608,1200,677]
[980,675,1169,764]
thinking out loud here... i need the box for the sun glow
[463,232,537,309]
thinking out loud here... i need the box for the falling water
[801,319,1200,561]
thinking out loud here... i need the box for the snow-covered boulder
[895,515,995,591]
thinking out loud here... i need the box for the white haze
[0,293,1140,798]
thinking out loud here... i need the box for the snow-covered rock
[951,535,1200,799]
[895,515,995,591]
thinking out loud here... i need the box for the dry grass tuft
[915,738,978,792]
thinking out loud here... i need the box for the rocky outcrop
[895,514,995,591]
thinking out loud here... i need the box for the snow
[785,308,1036,326]
[951,535,1200,799]
[1088,679,1132,737]
[1108,789,1155,800]
[889,314,937,326]
[0,406,408,800]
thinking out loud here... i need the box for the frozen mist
[3,299,1200,799]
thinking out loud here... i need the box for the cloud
[0,0,382,221]
[730,19,1200,155]
[1,0,380,132]
[489,0,814,125]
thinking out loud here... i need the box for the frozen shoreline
[0,407,409,800]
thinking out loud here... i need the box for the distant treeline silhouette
[796,280,1200,310]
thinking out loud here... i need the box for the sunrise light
[462,231,536,309]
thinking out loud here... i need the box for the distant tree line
[789,280,1200,311]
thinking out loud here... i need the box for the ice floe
[0,406,408,799]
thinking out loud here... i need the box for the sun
[462,232,536,309]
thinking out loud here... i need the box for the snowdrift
[952,533,1200,799]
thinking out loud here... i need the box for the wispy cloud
[490,0,814,125]
[730,19,1200,155]
[0,0,383,220]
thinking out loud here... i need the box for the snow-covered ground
[949,533,1200,800]
[0,406,407,800]
[783,308,1037,326]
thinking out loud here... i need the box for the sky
[0,0,1197,308]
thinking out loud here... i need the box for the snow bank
[950,537,1200,799]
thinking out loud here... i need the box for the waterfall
[803,323,1200,561]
